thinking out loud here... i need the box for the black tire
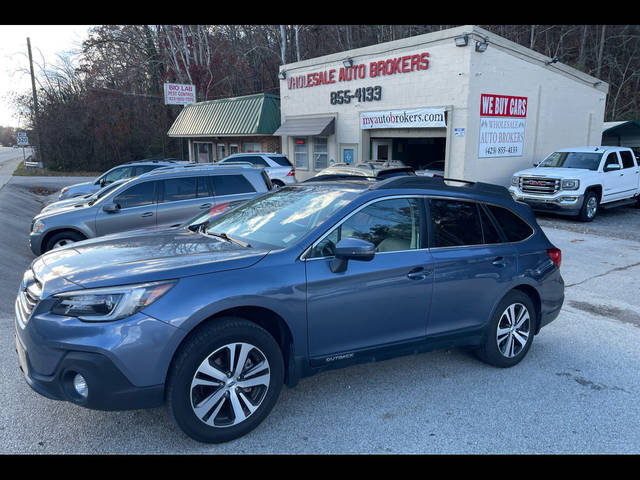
[475,290,536,368]
[44,230,85,253]
[578,190,599,222]
[271,180,284,188]
[166,317,284,443]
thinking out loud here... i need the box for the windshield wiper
[199,225,251,248]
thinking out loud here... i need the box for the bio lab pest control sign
[164,83,196,105]
[478,94,527,158]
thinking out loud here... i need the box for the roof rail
[372,175,512,199]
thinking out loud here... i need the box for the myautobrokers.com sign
[360,107,446,129]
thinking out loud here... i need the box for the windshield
[204,186,360,248]
[539,151,602,171]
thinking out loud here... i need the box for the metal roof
[602,120,640,135]
[167,93,280,137]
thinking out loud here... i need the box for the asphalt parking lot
[1,175,639,454]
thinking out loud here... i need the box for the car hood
[31,229,270,294]
[34,201,93,220]
[514,167,592,178]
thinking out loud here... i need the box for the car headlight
[51,281,176,321]
[32,220,45,233]
[561,179,580,190]
[511,175,519,186]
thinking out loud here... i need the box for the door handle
[140,212,154,217]
[199,203,212,209]
[492,257,507,268]
[407,267,431,280]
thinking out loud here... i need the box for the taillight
[547,247,562,268]
[286,169,295,176]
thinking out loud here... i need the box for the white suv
[218,153,296,187]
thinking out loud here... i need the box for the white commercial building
[276,25,609,185]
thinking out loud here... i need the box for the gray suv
[58,159,184,200]
[30,164,272,255]
[217,153,296,187]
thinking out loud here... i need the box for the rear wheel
[167,318,284,443]
[475,291,535,368]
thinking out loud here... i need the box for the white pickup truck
[509,146,640,221]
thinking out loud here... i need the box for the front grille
[16,270,42,327]
[519,176,560,195]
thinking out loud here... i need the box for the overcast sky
[0,25,93,128]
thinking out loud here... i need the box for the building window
[230,144,239,155]
[195,143,213,163]
[294,137,308,169]
[314,136,328,170]
[216,144,226,161]
[243,142,261,153]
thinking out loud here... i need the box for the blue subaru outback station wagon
[15,176,564,443]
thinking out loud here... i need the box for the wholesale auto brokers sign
[478,93,527,158]
[361,107,446,130]
[164,83,196,105]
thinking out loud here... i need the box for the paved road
[0,176,639,454]
[0,146,30,191]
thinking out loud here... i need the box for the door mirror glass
[330,238,375,273]
[102,203,120,213]
[604,163,621,172]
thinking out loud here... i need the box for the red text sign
[480,94,527,118]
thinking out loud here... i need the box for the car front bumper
[14,295,183,411]
[508,187,584,214]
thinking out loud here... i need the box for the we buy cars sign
[164,83,196,105]
[478,94,527,158]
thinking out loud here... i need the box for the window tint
[479,205,502,244]
[134,165,160,176]
[487,205,534,242]
[603,152,620,170]
[103,166,133,184]
[246,156,269,166]
[312,198,422,257]
[113,181,155,209]
[620,151,636,169]
[212,174,255,196]
[268,155,293,167]
[161,177,197,202]
[429,199,483,247]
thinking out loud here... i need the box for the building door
[372,139,392,161]
[194,142,213,163]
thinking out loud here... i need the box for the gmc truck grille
[519,177,560,195]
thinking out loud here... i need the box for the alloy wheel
[190,342,271,428]
[586,196,598,219]
[496,303,531,358]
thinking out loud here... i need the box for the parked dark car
[306,162,416,183]
[15,175,564,443]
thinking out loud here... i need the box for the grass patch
[13,161,101,177]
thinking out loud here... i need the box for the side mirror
[604,163,621,172]
[330,238,375,273]
[533,162,541,167]
[102,203,120,214]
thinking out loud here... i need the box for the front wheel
[578,191,599,222]
[166,318,284,443]
[475,291,535,368]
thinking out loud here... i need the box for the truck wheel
[44,230,85,252]
[166,317,284,443]
[578,191,599,222]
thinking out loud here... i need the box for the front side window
[113,181,156,209]
[429,199,483,247]
[103,166,133,184]
[603,152,621,170]
[312,198,422,257]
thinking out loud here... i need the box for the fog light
[73,374,88,398]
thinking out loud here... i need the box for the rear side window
[113,181,156,209]
[620,151,636,169]
[268,155,293,167]
[487,205,534,242]
[212,175,256,196]
[429,199,483,247]
[161,177,197,202]
[479,206,502,244]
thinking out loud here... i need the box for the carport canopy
[274,117,335,136]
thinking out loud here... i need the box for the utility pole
[27,37,43,169]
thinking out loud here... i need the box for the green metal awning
[167,93,281,137]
